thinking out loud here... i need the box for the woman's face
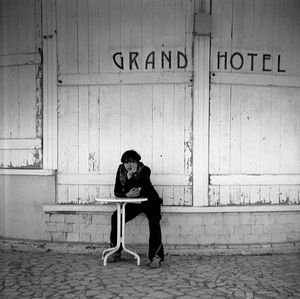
[124,161,138,173]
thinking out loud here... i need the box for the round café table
[95,197,147,266]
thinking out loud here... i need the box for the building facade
[0,0,299,251]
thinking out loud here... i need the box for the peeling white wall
[0,175,55,240]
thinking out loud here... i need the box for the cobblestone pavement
[0,249,299,299]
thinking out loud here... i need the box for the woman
[110,150,164,268]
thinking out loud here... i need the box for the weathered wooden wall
[0,0,42,168]
[56,0,194,205]
[210,0,300,205]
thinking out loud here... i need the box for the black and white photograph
[0,0,299,298]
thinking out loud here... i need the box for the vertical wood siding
[0,0,42,168]
[56,0,194,205]
[210,0,300,205]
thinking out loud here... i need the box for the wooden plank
[0,138,41,150]
[162,186,174,206]
[140,85,153,168]
[67,87,79,173]
[131,0,143,52]
[58,72,192,86]
[209,185,220,206]
[77,0,88,73]
[219,185,230,205]
[173,186,185,206]
[232,0,244,50]
[98,0,110,73]
[57,87,69,172]
[152,0,164,50]
[269,87,281,173]
[243,0,254,50]
[230,86,241,173]
[229,186,241,205]
[42,0,57,170]
[57,173,191,186]
[210,174,300,186]
[56,0,67,73]
[109,0,121,72]
[184,185,193,205]
[78,86,89,173]
[120,85,132,153]
[152,85,164,174]
[221,0,233,68]
[184,0,193,72]
[212,73,300,88]
[219,84,231,174]
[0,169,54,175]
[193,35,209,206]
[4,67,19,138]
[240,86,261,173]
[209,84,221,174]
[141,0,153,65]
[0,148,41,169]
[88,86,100,172]
[66,0,78,73]
[280,88,299,173]
[19,65,36,138]
[0,53,41,67]
[99,85,121,174]
[88,0,99,73]
[163,0,175,60]
[184,83,193,178]
[173,84,185,174]
[162,84,175,174]
[130,85,143,154]
[260,86,273,173]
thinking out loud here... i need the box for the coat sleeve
[114,165,126,197]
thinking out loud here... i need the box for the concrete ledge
[1,237,299,256]
[43,204,300,213]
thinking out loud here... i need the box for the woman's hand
[126,162,138,179]
[126,187,141,198]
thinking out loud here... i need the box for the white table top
[95,197,147,203]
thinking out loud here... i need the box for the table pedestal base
[102,203,140,266]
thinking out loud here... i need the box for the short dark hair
[121,150,141,163]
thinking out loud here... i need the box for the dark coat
[114,162,162,204]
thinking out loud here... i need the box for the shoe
[149,255,161,269]
[107,252,122,263]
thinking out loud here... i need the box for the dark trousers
[110,201,164,261]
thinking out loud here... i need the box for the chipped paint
[88,152,99,172]
[35,62,43,138]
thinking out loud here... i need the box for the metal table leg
[121,203,140,265]
[102,202,141,266]
[102,204,121,266]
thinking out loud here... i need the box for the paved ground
[0,249,299,299]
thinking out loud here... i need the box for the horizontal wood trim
[58,71,193,86]
[43,204,300,213]
[0,53,41,67]
[57,173,191,186]
[210,175,300,186]
[0,138,41,150]
[0,169,55,176]
[211,72,300,88]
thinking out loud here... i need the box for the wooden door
[55,0,194,205]
[0,0,42,168]
[209,0,300,205]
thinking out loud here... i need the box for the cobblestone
[0,249,299,298]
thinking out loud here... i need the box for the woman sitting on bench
[109,150,164,268]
